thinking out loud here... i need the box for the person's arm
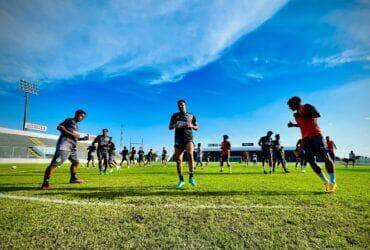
[57,120,78,139]
[302,104,320,118]
[258,138,262,146]
[92,136,99,146]
[333,142,337,150]
[169,114,176,130]
[78,134,89,141]
[288,120,299,128]
[189,115,199,130]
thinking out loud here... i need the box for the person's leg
[42,150,68,189]
[186,142,196,185]
[69,150,83,183]
[174,147,185,187]
[220,156,224,172]
[227,155,231,173]
[262,154,267,173]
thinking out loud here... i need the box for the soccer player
[347,150,356,167]
[287,96,336,192]
[93,128,112,175]
[108,141,118,171]
[220,135,231,173]
[138,147,145,166]
[295,139,306,172]
[252,153,258,166]
[196,143,203,169]
[242,151,249,167]
[129,147,136,165]
[325,136,337,162]
[205,153,211,166]
[169,99,199,188]
[86,144,96,168]
[258,131,274,174]
[41,109,88,190]
[119,146,130,167]
[272,134,289,173]
[161,147,168,166]
[145,149,153,166]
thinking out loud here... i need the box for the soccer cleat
[324,182,331,193]
[263,170,268,174]
[327,183,337,193]
[177,180,185,189]
[70,178,84,184]
[41,183,51,190]
[189,177,196,186]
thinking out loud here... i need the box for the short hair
[223,134,229,139]
[267,131,273,135]
[102,128,108,132]
[177,99,186,105]
[287,96,301,105]
[75,109,86,116]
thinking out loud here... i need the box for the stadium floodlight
[19,80,39,131]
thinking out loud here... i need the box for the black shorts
[174,139,193,152]
[87,154,94,161]
[273,150,284,162]
[302,135,327,158]
[97,150,109,161]
[162,155,167,161]
[138,155,144,162]
[50,149,78,166]
[261,149,272,161]
[220,154,229,162]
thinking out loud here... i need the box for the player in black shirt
[169,100,199,188]
[86,145,96,168]
[258,131,273,174]
[138,147,145,166]
[120,146,130,167]
[92,129,112,175]
[272,134,289,173]
[145,149,154,166]
[41,110,88,190]
[161,147,168,166]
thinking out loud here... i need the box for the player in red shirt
[287,96,336,193]
[220,135,231,173]
[325,136,337,161]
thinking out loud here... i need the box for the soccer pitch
[0,162,369,248]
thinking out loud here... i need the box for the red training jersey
[327,140,335,152]
[221,141,231,156]
[295,105,322,138]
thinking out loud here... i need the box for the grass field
[0,162,369,248]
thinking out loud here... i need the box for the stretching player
[86,144,96,168]
[196,143,203,169]
[41,109,88,190]
[325,136,337,162]
[129,147,136,165]
[287,96,336,192]
[258,131,273,174]
[119,146,130,167]
[161,147,168,166]
[93,128,111,175]
[272,134,289,173]
[220,135,231,173]
[169,99,199,188]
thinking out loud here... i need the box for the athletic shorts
[220,154,229,162]
[87,154,94,161]
[50,149,78,166]
[174,139,193,152]
[197,156,202,162]
[273,150,284,162]
[162,155,167,161]
[261,149,272,161]
[97,150,109,161]
[302,135,327,158]
[138,155,144,162]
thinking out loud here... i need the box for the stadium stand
[0,127,91,159]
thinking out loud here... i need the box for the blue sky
[0,0,369,157]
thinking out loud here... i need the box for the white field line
[0,193,290,210]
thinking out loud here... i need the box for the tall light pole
[120,124,124,149]
[19,80,38,130]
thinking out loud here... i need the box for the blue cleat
[177,180,185,189]
[189,177,196,186]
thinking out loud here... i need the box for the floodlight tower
[120,124,124,149]
[18,80,39,130]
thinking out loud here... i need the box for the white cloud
[311,49,370,68]
[0,0,288,84]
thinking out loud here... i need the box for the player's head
[326,136,330,141]
[74,109,86,122]
[132,147,135,150]
[124,146,127,149]
[267,131,273,137]
[102,128,108,136]
[177,99,186,113]
[287,96,301,111]
[223,134,229,140]
[275,134,280,140]
[163,147,165,150]
[198,143,201,147]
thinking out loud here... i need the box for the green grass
[0,162,369,248]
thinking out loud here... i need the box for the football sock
[328,173,335,184]
[189,172,194,178]
[317,172,328,183]
[179,175,184,181]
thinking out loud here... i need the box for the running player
[92,128,112,175]
[242,151,249,167]
[272,134,289,173]
[129,147,136,165]
[287,96,336,192]
[295,139,306,172]
[196,143,203,169]
[258,131,273,174]
[138,147,145,166]
[347,150,356,167]
[119,146,130,167]
[41,109,88,190]
[220,135,231,173]
[108,141,118,171]
[169,99,199,188]
[145,149,153,166]
[161,147,168,166]
[325,136,337,162]
[86,144,96,168]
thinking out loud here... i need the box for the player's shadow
[0,186,40,191]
